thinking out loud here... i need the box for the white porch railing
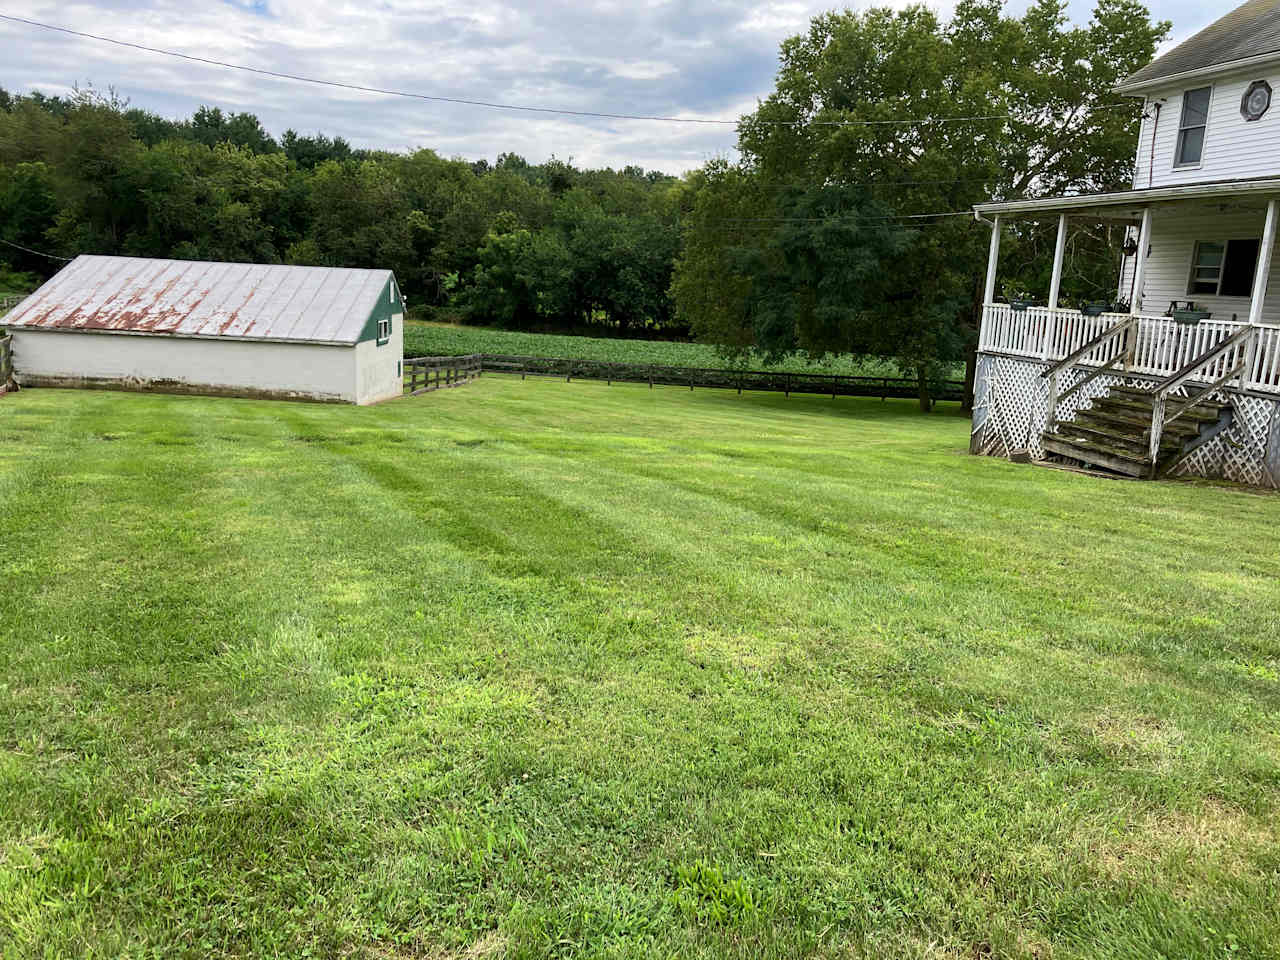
[979,303,1280,394]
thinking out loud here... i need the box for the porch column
[1047,213,1068,310]
[983,214,1001,304]
[1241,198,1279,390]
[1130,207,1152,316]
[1247,198,1278,327]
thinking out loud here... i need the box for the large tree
[674,0,1168,408]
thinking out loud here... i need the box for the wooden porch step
[1072,407,1202,440]
[1051,420,1181,456]
[1105,384,1159,399]
[1041,434,1151,478]
[1088,394,1225,423]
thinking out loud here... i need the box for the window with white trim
[377,315,392,343]
[1175,87,1211,167]
[1188,239,1260,297]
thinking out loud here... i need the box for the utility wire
[0,13,1137,128]
[712,211,976,223]
[0,236,72,261]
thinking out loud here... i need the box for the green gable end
[358,276,401,345]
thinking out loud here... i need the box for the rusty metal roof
[2,256,396,345]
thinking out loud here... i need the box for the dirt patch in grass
[369,931,508,959]
[1084,709,1185,769]
[1098,799,1276,886]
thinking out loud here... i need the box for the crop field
[403,321,920,377]
[2,377,1279,958]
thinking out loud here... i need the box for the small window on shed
[1188,239,1259,296]
[1175,87,1211,167]
[377,315,392,343]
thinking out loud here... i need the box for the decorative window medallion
[1242,80,1272,121]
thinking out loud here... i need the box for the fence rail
[0,295,23,315]
[403,354,482,395]
[980,302,1280,393]
[477,354,964,401]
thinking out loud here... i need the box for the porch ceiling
[973,177,1280,222]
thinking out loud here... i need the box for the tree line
[0,0,1167,407]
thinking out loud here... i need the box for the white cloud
[0,0,1210,174]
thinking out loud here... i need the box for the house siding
[1133,67,1280,189]
[1118,206,1280,323]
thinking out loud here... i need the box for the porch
[978,303,1280,393]
[970,179,1280,485]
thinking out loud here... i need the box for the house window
[1188,239,1260,296]
[377,315,392,343]
[1175,87,1211,166]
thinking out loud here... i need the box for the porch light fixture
[1242,80,1272,121]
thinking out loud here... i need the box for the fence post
[785,373,790,398]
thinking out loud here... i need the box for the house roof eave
[1113,49,1280,96]
[973,176,1280,218]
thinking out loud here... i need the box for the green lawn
[403,322,922,377]
[2,378,1278,959]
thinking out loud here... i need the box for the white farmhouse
[2,255,405,405]
[972,0,1280,486]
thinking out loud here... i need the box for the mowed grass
[2,377,1279,959]
[403,322,922,377]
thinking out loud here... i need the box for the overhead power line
[0,13,1137,128]
[712,210,976,223]
[0,236,72,261]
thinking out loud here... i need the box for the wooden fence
[0,295,23,315]
[477,354,965,402]
[403,354,483,395]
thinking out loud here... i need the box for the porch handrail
[1042,316,1137,432]
[1149,325,1257,399]
[1040,315,1137,379]
[1146,326,1259,475]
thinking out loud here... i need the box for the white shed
[2,255,405,404]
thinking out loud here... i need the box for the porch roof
[973,176,1280,220]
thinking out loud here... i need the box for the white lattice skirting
[970,352,1280,488]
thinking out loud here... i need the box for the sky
[0,0,1222,175]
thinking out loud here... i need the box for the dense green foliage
[0,0,1171,399]
[673,0,1168,406]
[3,381,1279,957]
[403,322,915,376]
[0,87,684,334]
